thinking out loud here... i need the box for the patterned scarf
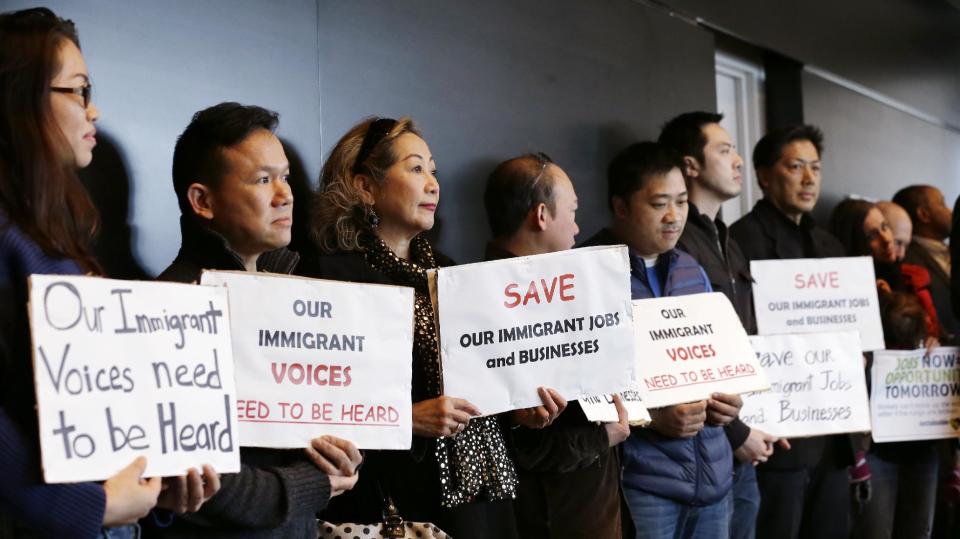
[361,234,518,507]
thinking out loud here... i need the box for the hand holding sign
[156,465,221,514]
[511,387,567,429]
[604,395,631,446]
[101,457,161,526]
[706,393,744,427]
[649,401,708,438]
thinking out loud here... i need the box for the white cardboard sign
[201,271,414,450]
[435,246,636,416]
[870,347,960,443]
[29,275,240,483]
[740,331,871,438]
[579,389,651,426]
[750,257,884,351]
[631,292,769,408]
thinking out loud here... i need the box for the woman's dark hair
[828,197,875,257]
[0,7,99,271]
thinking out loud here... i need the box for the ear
[352,173,377,206]
[682,156,701,179]
[915,205,932,225]
[187,182,215,220]
[532,202,549,232]
[755,167,770,191]
[611,196,629,220]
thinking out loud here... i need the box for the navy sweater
[0,218,105,538]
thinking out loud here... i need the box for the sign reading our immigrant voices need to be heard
[870,347,960,443]
[631,292,769,408]
[739,331,871,438]
[201,271,414,450]
[432,246,636,416]
[750,257,884,351]
[29,275,240,483]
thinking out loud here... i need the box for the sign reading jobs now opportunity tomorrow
[631,293,769,409]
[434,246,636,416]
[739,331,871,438]
[751,257,884,351]
[871,348,960,443]
[28,275,240,483]
[201,271,413,450]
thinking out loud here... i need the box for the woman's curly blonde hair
[311,116,421,253]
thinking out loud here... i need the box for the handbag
[318,485,451,539]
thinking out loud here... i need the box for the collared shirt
[912,236,951,277]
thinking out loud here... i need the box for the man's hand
[604,395,630,447]
[706,393,742,426]
[157,465,220,513]
[648,400,707,438]
[733,428,777,465]
[512,387,567,429]
[305,435,363,498]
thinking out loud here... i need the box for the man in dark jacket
[482,152,631,539]
[149,102,361,538]
[582,142,733,539]
[893,185,957,343]
[729,124,852,539]
[659,112,783,539]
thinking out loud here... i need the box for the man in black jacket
[730,125,852,539]
[483,152,632,539]
[659,112,783,539]
[149,103,361,539]
[893,185,957,342]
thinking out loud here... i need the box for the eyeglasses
[352,117,398,175]
[50,82,92,109]
[531,151,554,187]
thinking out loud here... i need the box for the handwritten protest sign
[750,257,884,350]
[739,331,871,437]
[434,246,635,415]
[870,348,960,443]
[579,390,651,426]
[631,293,768,408]
[28,275,239,483]
[201,271,414,450]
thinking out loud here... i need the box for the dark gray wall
[9,0,716,271]
[317,0,715,262]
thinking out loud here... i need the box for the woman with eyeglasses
[299,118,562,538]
[0,8,218,538]
[829,198,941,539]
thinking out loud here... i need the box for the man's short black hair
[483,152,557,239]
[892,185,935,224]
[752,124,824,170]
[657,111,724,170]
[607,141,683,209]
[172,102,280,214]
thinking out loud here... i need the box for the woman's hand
[156,464,220,513]
[412,396,481,437]
[511,387,567,429]
[101,456,161,526]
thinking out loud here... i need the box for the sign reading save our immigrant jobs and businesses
[433,246,636,416]
[29,275,240,483]
[870,347,960,443]
[201,271,414,450]
[739,331,871,438]
[630,292,770,409]
[750,257,884,351]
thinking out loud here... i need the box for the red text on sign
[504,273,575,308]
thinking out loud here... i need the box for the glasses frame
[50,83,92,109]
